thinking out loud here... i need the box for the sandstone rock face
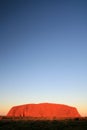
[7,103,81,119]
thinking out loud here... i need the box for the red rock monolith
[7,103,81,119]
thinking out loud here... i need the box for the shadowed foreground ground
[0,117,87,130]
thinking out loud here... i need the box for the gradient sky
[0,0,87,116]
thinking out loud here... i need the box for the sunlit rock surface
[7,103,81,119]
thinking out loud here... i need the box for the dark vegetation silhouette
[0,116,87,130]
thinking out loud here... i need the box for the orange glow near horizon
[0,103,87,118]
[0,103,87,117]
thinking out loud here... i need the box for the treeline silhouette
[0,116,87,130]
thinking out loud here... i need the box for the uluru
[7,103,81,119]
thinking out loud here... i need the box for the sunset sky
[0,0,87,116]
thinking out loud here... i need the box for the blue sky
[0,0,87,116]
